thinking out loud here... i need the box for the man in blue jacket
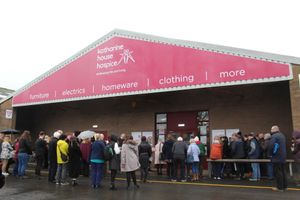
[268,125,287,192]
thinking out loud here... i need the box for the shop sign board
[12,36,292,107]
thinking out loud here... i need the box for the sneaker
[2,172,9,176]
[249,178,258,181]
[217,177,221,180]
[272,187,284,192]
[181,179,187,182]
[171,179,177,182]
[60,182,69,186]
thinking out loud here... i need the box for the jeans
[273,163,288,190]
[251,163,261,180]
[18,153,30,177]
[212,162,222,178]
[91,162,103,186]
[173,158,185,180]
[192,162,199,174]
[267,163,274,179]
[56,163,67,183]
[13,159,19,176]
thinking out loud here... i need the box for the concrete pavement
[0,174,299,200]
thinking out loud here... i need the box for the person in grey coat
[172,137,188,182]
[121,135,140,189]
[231,133,245,180]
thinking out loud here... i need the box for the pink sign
[12,36,292,106]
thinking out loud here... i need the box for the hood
[292,131,300,139]
[126,139,137,146]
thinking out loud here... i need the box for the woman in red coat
[210,136,223,179]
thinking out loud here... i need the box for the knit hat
[53,131,61,139]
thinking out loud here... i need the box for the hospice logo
[96,45,135,69]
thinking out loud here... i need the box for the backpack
[198,143,206,156]
[104,144,114,161]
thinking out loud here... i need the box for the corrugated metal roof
[12,29,300,99]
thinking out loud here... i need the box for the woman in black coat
[108,135,121,190]
[138,136,152,183]
[68,136,82,186]
[162,134,174,178]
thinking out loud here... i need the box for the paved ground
[1,174,299,200]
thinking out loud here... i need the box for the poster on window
[5,109,13,119]
[142,131,154,146]
[211,129,225,143]
[226,129,239,140]
[131,132,142,143]
[200,126,207,135]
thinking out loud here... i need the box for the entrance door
[167,111,198,141]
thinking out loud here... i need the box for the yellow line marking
[115,178,300,191]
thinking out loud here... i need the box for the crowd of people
[0,125,299,192]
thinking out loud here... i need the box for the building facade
[4,30,300,154]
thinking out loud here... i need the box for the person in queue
[121,134,140,189]
[90,133,105,188]
[172,136,188,182]
[162,134,174,179]
[291,130,300,187]
[18,130,32,179]
[56,134,69,185]
[269,125,287,192]
[138,136,152,183]
[248,132,261,181]
[108,134,121,190]
[48,131,61,183]
[34,131,47,178]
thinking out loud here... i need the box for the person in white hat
[172,137,188,182]
[48,131,62,183]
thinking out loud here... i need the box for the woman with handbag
[1,135,13,176]
[56,134,69,185]
[154,139,165,175]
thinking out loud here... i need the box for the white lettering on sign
[219,69,246,78]
[159,75,194,85]
[62,88,85,96]
[97,45,124,54]
[96,44,135,74]
[30,93,49,100]
[101,82,138,91]
[97,61,119,69]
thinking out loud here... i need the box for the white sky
[0,0,299,90]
